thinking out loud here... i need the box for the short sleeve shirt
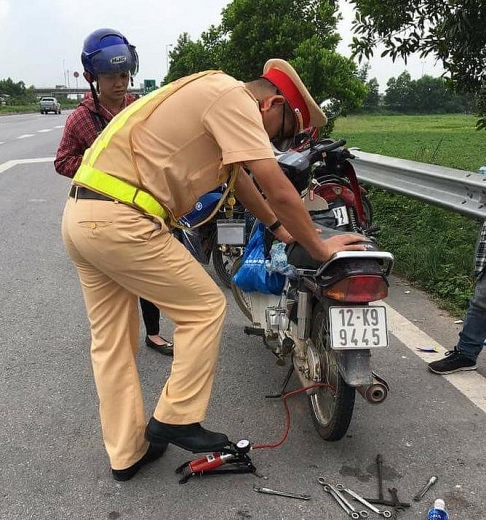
[94,72,276,218]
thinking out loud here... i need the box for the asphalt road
[1,113,485,520]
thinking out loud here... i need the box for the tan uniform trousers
[61,197,226,470]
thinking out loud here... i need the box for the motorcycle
[175,186,250,288]
[231,136,394,441]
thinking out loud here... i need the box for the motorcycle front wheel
[229,256,252,321]
[308,304,355,441]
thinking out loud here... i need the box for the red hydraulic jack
[175,439,256,484]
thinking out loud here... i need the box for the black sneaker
[428,349,477,375]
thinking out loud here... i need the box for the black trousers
[139,297,160,336]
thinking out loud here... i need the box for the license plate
[332,206,349,226]
[329,306,388,349]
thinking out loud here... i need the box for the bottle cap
[434,498,445,510]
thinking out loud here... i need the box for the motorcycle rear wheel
[308,304,355,441]
[229,256,252,321]
[212,244,241,288]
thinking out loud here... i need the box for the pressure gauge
[235,439,251,453]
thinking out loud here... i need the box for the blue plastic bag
[232,223,285,294]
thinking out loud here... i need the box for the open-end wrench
[413,475,438,501]
[318,479,369,518]
[253,485,311,500]
[338,486,392,518]
[318,478,362,519]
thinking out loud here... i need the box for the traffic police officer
[62,58,367,480]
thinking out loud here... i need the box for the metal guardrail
[350,150,486,220]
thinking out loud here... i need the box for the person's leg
[140,297,160,336]
[62,199,150,471]
[429,271,485,374]
[64,199,227,453]
[456,271,486,360]
[140,297,173,355]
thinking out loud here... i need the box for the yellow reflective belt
[75,165,167,218]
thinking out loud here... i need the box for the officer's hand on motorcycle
[317,234,367,262]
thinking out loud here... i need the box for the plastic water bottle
[427,499,449,520]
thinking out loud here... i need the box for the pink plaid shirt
[54,94,135,178]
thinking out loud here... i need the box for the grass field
[333,113,484,315]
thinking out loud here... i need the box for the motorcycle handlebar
[307,138,347,164]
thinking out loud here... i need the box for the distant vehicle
[39,97,61,114]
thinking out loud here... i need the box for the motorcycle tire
[212,243,242,288]
[229,256,252,321]
[307,303,355,441]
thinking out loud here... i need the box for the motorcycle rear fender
[334,349,373,386]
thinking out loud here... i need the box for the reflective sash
[72,71,235,224]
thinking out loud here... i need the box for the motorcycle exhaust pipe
[357,373,389,404]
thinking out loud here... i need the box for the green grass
[333,114,484,315]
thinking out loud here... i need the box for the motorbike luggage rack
[297,251,394,279]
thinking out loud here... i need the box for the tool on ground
[175,439,257,484]
[388,488,406,519]
[364,455,410,508]
[253,485,311,500]
[338,486,392,518]
[413,475,438,502]
[318,478,369,519]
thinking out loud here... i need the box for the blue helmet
[81,28,139,80]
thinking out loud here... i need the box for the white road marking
[384,302,486,414]
[0,157,54,174]
[17,134,34,139]
[54,125,64,129]
[37,129,52,133]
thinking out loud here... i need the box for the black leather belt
[69,185,113,201]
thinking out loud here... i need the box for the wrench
[413,475,438,501]
[376,453,384,501]
[253,485,311,500]
[317,479,368,519]
[338,486,392,518]
[388,488,406,518]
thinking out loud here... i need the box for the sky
[0,0,444,92]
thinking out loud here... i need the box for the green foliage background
[334,113,483,315]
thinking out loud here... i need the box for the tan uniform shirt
[93,72,276,218]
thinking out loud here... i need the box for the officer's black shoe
[111,442,168,481]
[145,417,229,453]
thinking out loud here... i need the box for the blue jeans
[457,271,486,361]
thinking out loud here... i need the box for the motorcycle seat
[286,223,376,269]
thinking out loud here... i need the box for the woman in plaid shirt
[55,28,173,358]
[429,220,486,374]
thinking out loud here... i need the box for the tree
[167,0,368,115]
[363,78,380,109]
[348,0,486,127]
[0,78,36,104]
[384,72,413,111]
[164,33,214,84]
[219,0,340,81]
